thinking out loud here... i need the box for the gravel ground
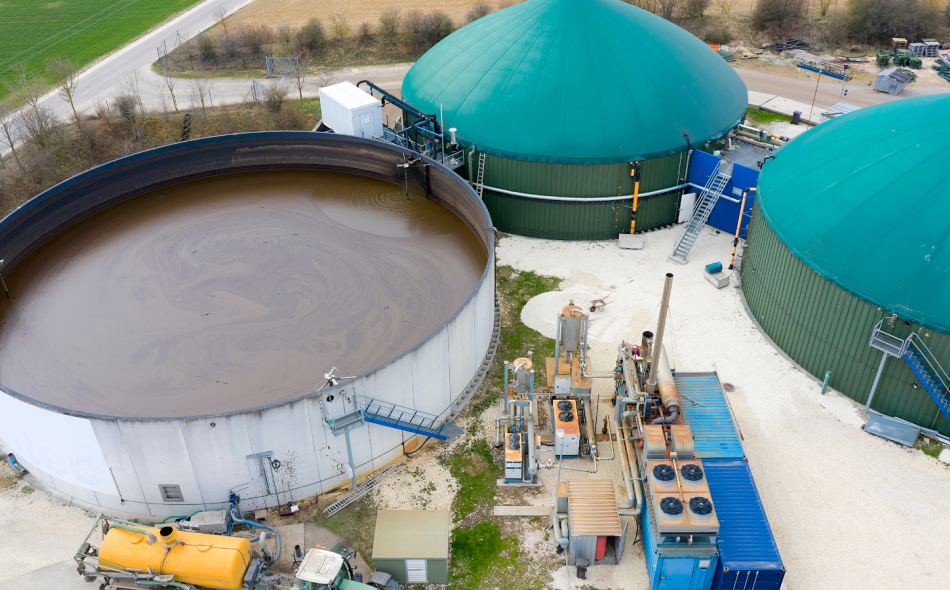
[498,228,950,590]
[0,461,96,584]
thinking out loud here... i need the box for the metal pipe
[820,371,832,395]
[614,418,636,509]
[550,510,570,549]
[474,182,690,203]
[647,273,674,396]
[865,353,889,414]
[651,346,680,425]
[527,396,538,477]
[582,398,597,462]
[730,187,754,269]
[619,420,643,516]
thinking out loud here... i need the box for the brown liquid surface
[0,170,486,418]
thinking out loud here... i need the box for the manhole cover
[722,383,735,392]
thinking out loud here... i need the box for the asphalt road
[735,67,950,110]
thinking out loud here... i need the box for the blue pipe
[229,506,280,561]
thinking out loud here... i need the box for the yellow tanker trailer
[75,516,273,590]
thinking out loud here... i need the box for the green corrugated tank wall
[466,151,685,240]
[741,204,950,436]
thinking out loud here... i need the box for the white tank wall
[0,257,495,519]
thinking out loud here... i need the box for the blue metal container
[674,373,744,459]
[704,459,785,590]
[641,492,719,590]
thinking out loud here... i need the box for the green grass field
[0,0,203,97]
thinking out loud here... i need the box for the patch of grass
[0,1,204,98]
[917,436,946,462]
[313,496,377,569]
[450,521,553,590]
[21,485,34,494]
[469,266,560,419]
[444,439,499,522]
[744,108,793,126]
[0,468,23,490]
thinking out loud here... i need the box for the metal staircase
[322,462,406,517]
[475,152,487,198]
[902,334,950,423]
[669,161,732,264]
[358,397,464,441]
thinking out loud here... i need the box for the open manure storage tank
[0,133,495,517]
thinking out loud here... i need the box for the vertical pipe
[503,361,510,413]
[729,188,754,270]
[865,353,889,414]
[344,431,357,490]
[647,273,674,396]
[820,371,832,395]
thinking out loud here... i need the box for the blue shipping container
[705,459,785,590]
[674,373,745,459]
[641,486,719,590]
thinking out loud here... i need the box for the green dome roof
[401,0,746,165]
[757,94,950,333]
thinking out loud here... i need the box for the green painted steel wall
[373,559,448,585]
[468,150,685,240]
[741,204,950,436]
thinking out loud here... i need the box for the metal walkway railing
[358,396,463,441]
[670,161,731,263]
[903,334,950,424]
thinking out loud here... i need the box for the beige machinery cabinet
[373,510,450,585]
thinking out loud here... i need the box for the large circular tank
[0,133,496,517]
[401,0,747,239]
[741,95,950,436]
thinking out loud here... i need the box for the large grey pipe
[647,273,674,396]
[527,400,538,477]
[650,345,680,425]
[618,420,643,516]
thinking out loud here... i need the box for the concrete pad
[939,449,950,464]
[759,96,827,125]
[253,523,371,577]
[618,234,643,250]
[494,505,554,517]
[0,560,88,590]
[747,90,777,108]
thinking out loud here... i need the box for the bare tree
[114,74,145,140]
[659,0,681,19]
[0,98,25,173]
[189,71,214,114]
[44,57,81,124]
[6,65,58,149]
[213,6,231,42]
[289,55,312,103]
[160,62,181,114]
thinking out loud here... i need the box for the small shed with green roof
[401,0,747,240]
[372,510,450,585]
[741,94,950,436]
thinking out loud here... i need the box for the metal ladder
[902,334,950,424]
[475,152,487,198]
[322,462,406,517]
[669,161,732,264]
[359,397,464,441]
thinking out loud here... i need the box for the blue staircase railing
[357,396,462,440]
[902,334,950,423]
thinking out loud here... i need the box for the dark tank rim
[0,131,494,421]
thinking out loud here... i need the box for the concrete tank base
[0,133,495,519]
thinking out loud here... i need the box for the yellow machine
[96,523,252,590]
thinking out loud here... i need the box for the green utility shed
[401,0,747,240]
[742,94,950,436]
[373,510,450,585]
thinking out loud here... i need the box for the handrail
[905,334,950,390]
[674,161,721,245]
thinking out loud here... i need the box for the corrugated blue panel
[674,373,744,459]
[705,459,785,590]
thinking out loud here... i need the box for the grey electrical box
[705,270,729,289]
